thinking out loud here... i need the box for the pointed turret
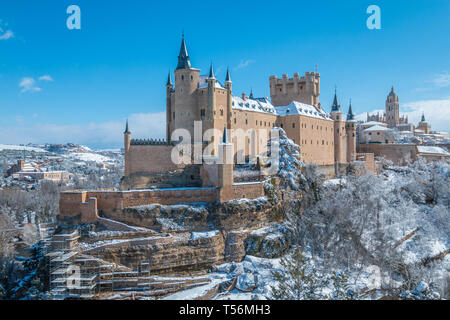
[331,87,341,113]
[346,99,355,121]
[166,70,172,86]
[222,127,228,143]
[208,63,215,79]
[124,119,130,134]
[176,34,191,70]
[421,112,426,122]
[225,67,231,83]
[249,88,254,99]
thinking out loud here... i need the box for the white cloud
[0,112,166,148]
[0,29,13,40]
[19,77,41,93]
[19,75,54,93]
[356,99,450,132]
[38,75,53,82]
[234,59,255,70]
[402,99,450,132]
[430,72,450,88]
[0,19,14,40]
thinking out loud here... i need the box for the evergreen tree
[12,241,49,299]
[270,248,324,300]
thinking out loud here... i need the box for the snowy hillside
[0,144,47,153]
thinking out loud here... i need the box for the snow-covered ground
[0,144,47,153]
[65,151,113,163]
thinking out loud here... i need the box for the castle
[123,35,358,185]
[59,36,371,224]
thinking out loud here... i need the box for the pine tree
[328,271,356,300]
[12,241,49,299]
[270,248,323,300]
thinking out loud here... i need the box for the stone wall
[126,144,184,177]
[120,165,202,190]
[59,181,266,224]
[357,143,417,165]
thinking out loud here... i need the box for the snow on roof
[198,75,225,89]
[363,121,386,126]
[397,123,413,127]
[275,101,332,120]
[363,125,392,132]
[232,96,277,115]
[417,146,450,155]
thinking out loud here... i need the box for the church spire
[176,34,191,70]
[331,87,341,113]
[347,99,355,121]
[421,112,426,122]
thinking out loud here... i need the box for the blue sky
[0,0,449,148]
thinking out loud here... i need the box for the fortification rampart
[357,144,417,165]
[59,181,266,225]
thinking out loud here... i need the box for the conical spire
[347,99,355,121]
[331,87,341,113]
[225,67,231,83]
[222,127,227,143]
[249,88,254,99]
[208,63,215,79]
[176,34,191,70]
[124,119,130,134]
[421,112,426,122]
[166,70,172,86]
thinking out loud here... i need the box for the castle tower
[166,70,173,142]
[330,89,346,166]
[225,67,232,130]
[345,100,357,162]
[386,86,400,128]
[218,128,234,201]
[269,72,320,106]
[124,120,131,176]
[206,63,217,152]
[173,34,200,143]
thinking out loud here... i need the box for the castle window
[191,75,193,80]
[220,109,224,116]
[200,109,205,117]
[234,118,237,124]
[181,75,184,80]
[280,124,283,128]
[245,119,248,125]
[292,123,295,128]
